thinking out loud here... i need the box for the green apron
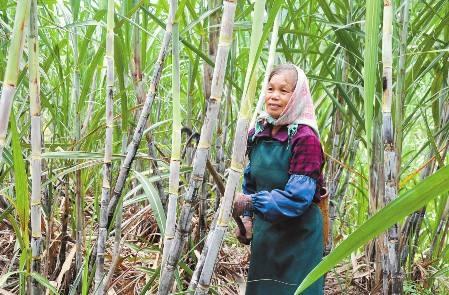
[246,138,324,295]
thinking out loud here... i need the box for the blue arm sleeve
[251,174,316,223]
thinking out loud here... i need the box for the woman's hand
[233,193,253,217]
[235,216,253,245]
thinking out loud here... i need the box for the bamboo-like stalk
[188,159,228,291]
[104,134,129,291]
[106,0,175,228]
[193,1,266,293]
[52,178,69,279]
[325,51,347,256]
[0,0,30,164]
[382,1,402,294]
[161,0,180,271]
[56,0,84,275]
[397,0,412,270]
[94,0,114,293]
[81,69,98,137]
[157,1,237,293]
[202,0,219,105]
[29,0,42,293]
[131,7,166,207]
[188,208,220,291]
[249,10,280,129]
[394,0,410,170]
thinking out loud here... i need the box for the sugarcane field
[1,0,449,294]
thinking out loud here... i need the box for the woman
[233,64,325,295]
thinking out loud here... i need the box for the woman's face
[265,70,297,119]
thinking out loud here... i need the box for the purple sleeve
[289,129,324,180]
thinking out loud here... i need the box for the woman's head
[265,64,298,119]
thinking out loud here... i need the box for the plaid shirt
[248,124,324,200]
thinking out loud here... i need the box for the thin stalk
[0,0,30,164]
[56,0,84,276]
[382,1,402,293]
[326,51,347,256]
[81,69,98,137]
[131,5,166,207]
[157,1,238,293]
[194,1,266,293]
[53,177,70,279]
[394,0,410,166]
[29,0,42,293]
[106,0,175,229]
[161,0,181,271]
[188,209,220,291]
[249,10,280,129]
[94,0,114,293]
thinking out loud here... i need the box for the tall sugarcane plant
[250,10,280,129]
[94,0,114,293]
[381,1,402,293]
[0,0,30,163]
[161,0,181,271]
[192,1,267,293]
[157,1,238,293]
[55,0,84,276]
[3,0,449,294]
[29,0,42,293]
[106,0,175,225]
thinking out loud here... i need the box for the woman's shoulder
[291,124,320,145]
[289,125,324,177]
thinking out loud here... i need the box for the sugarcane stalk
[56,0,84,276]
[394,0,410,171]
[131,6,166,207]
[194,1,266,293]
[188,209,220,292]
[94,0,114,293]
[106,0,175,228]
[325,51,347,256]
[81,69,98,137]
[189,158,245,291]
[0,0,30,164]
[250,10,280,129]
[382,1,402,293]
[429,200,449,258]
[29,0,42,293]
[53,177,70,279]
[202,0,220,105]
[426,87,449,259]
[157,1,237,293]
[161,0,181,271]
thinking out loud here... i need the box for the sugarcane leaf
[30,272,59,294]
[363,0,382,150]
[420,108,444,167]
[134,170,166,237]
[295,164,449,294]
[70,0,79,21]
[11,111,29,245]
[0,271,19,288]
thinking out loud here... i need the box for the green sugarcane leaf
[70,0,80,21]
[30,272,59,294]
[134,170,166,237]
[420,108,444,167]
[295,164,449,294]
[363,0,382,151]
[11,111,30,246]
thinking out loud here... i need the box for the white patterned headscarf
[253,65,319,140]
